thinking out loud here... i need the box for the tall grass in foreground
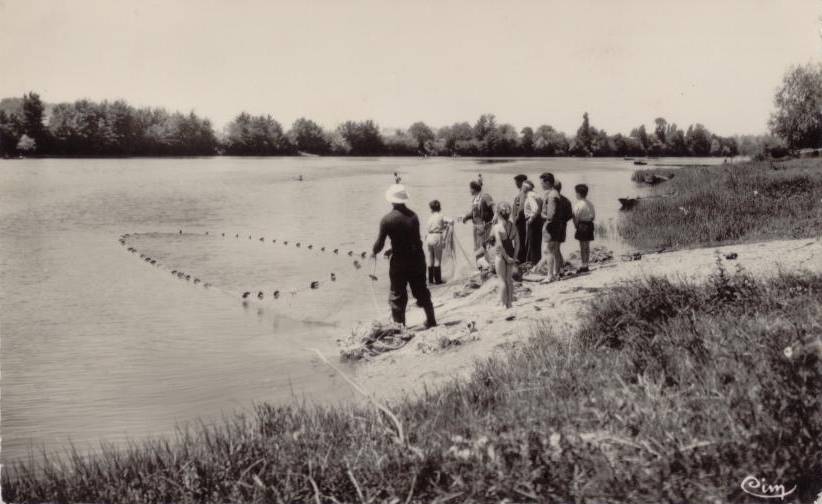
[619,158,822,250]
[4,265,822,503]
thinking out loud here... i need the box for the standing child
[492,202,517,309]
[573,184,596,273]
[425,200,451,284]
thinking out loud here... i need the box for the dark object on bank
[310,281,320,289]
[639,173,673,185]
[621,252,642,261]
[634,160,648,166]
[619,198,639,210]
[725,252,738,260]
[242,292,251,299]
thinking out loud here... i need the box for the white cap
[385,184,409,204]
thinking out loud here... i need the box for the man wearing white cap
[372,184,437,328]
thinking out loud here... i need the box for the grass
[5,264,822,503]
[619,158,822,250]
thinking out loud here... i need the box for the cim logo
[740,475,797,500]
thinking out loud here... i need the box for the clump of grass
[4,268,822,503]
[619,158,822,249]
[630,167,676,183]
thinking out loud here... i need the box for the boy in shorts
[572,184,596,273]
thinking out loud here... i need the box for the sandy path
[346,237,821,402]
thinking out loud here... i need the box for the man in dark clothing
[372,184,437,328]
[511,174,528,263]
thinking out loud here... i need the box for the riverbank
[618,158,822,250]
[353,236,821,401]
[6,236,820,502]
[4,160,821,503]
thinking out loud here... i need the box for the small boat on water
[633,160,648,166]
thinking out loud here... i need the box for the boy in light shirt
[572,184,596,273]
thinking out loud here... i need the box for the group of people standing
[371,171,597,327]
[461,172,596,308]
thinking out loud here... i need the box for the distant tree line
[2,63,818,158]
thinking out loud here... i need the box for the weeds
[619,158,822,249]
[4,268,822,503]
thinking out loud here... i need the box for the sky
[1,0,820,136]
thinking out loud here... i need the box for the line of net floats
[118,231,386,302]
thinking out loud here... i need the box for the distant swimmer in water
[260,237,264,242]
[394,172,402,184]
[298,175,304,181]
[242,291,251,299]
[193,278,201,284]
[222,232,225,237]
[185,274,191,281]
[257,291,264,300]
[330,273,336,281]
[272,239,276,243]
[347,250,353,256]
[273,290,280,299]
[360,251,367,258]
[179,229,182,235]
[235,233,239,238]
[353,260,362,269]
[320,246,326,252]
[308,244,313,249]
[333,248,339,254]
[310,281,319,289]
[284,241,288,245]
[296,242,301,248]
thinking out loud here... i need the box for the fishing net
[338,320,413,361]
[120,231,388,325]
[440,223,458,281]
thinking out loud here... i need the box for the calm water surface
[0,156,720,462]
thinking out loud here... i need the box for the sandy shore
[346,237,821,401]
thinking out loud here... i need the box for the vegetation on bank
[5,264,822,503]
[619,158,822,250]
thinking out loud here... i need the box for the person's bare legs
[506,263,515,306]
[552,242,563,278]
[580,240,590,269]
[494,255,510,308]
[535,239,549,275]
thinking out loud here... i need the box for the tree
[437,122,473,152]
[223,113,291,155]
[408,122,435,152]
[769,63,822,149]
[575,112,593,154]
[16,134,36,154]
[337,120,384,155]
[654,117,668,144]
[0,110,21,156]
[685,124,712,156]
[520,126,534,155]
[289,118,331,154]
[473,114,496,140]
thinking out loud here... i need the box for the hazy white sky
[1,0,820,135]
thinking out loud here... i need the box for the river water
[0,156,720,463]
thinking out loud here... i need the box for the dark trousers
[515,213,527,263]
[388,258,432,324]
[525,216,543,264]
